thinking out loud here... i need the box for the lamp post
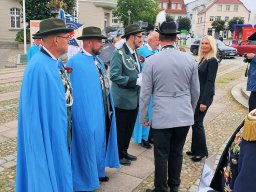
[22,0,27,54]
[128,10,131,25]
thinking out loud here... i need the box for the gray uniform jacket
[139,48,200,129]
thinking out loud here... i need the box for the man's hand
[246,53,255,59]
[141,121,150,127]
[136,73,143,86]
[199,104,207,112]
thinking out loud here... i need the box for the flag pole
[76,0,79,22]
[23,0,27,54]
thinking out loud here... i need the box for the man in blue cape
[132,31,159,149]
[67,26,119,191]
[26,31,42,62]
[16,18,74,192]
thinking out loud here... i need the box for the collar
[42,46,57,60]
[126,43,135,54]
[82,48,93,56]
[146,44,153,51]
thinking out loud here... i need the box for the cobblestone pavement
[0,57,248,192]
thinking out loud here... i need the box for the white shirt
[42,46,57,60]
[126,43,141,72]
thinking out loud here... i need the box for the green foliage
[228,17,244,32]
[15,30,30,42]
[177,17,191,31]
[166,14,174,22]
[19,0,76,23]
[211,20,225,34]
[114,0,159,27]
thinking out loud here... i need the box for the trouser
[191,104,209,157]
[153,126,189,192]
[115,107,138,159]
[249,91,256,112]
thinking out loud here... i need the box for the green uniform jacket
[110,43,142,110]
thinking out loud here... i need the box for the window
[198,18,200,24]
[171,3,176,10]
[234,5,239,11]
[168,2,171,8]
[112,17,119,24]
[177,4,182,10]
[215,16,221,21]
[200,17,202,23]
[226,5,230,11]
[210,16,214,21]
[163,2,167,9]
[217,5,222,11]
[225,16,229,22]
[10,8,20,28]
[178,16,182,20]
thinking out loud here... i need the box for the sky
[184,0,254,11]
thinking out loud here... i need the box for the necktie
[132,53,137,62]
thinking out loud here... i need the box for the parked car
[190,39,237,58]
[231,40,256,56]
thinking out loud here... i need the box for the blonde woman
[187,35,219,162]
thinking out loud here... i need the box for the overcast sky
[184,0,254,11]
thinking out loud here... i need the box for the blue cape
[132,45,157,143]
[27,44,41,62]
[16,51,73,192]
[67,52,120,191]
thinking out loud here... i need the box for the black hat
[32,31,42,39]
[122,24,144,38]
[77,27,107,40]
[36,18,73,36]
[157,21,180,36]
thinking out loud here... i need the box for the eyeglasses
[135,35,142,39]
[56,36,70,41]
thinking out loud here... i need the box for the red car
[231,40,256,56]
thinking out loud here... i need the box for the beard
[92,47,101,55]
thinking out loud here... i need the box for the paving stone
[2,161,16,169]
[1,129,17,139]
[0,159,6,165]
[4,154,16,161]
[3,120,17,129]
[0,166,4,173]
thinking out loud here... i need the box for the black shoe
[119,157,131,166]
[186,151,194,156]
[99,176,109,182]
[191,155,207,162]
[145,189,155,192]
[124,153,137,161]
[148,138,154,144]
[169,185,180,192]
[140,139,152,149]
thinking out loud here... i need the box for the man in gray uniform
[140,22,200,192]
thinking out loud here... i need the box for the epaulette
[242,109,256,141]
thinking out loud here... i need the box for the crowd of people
[16,17,256,192]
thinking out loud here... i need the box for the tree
[211,20,225,35]
[166,14,174,22]
[177,17,191,32]
[114,0,159,27]
[228,17,244,32]
[19,0,76,23]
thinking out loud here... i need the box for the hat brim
[156,29,180,35]
[122,29,144,38]
[77,34,107,40]
[36,28,74,36]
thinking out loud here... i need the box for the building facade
[0,0,118,42]
[0,0,22,42]
[189,0,250,38]
[157,0,187,21]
